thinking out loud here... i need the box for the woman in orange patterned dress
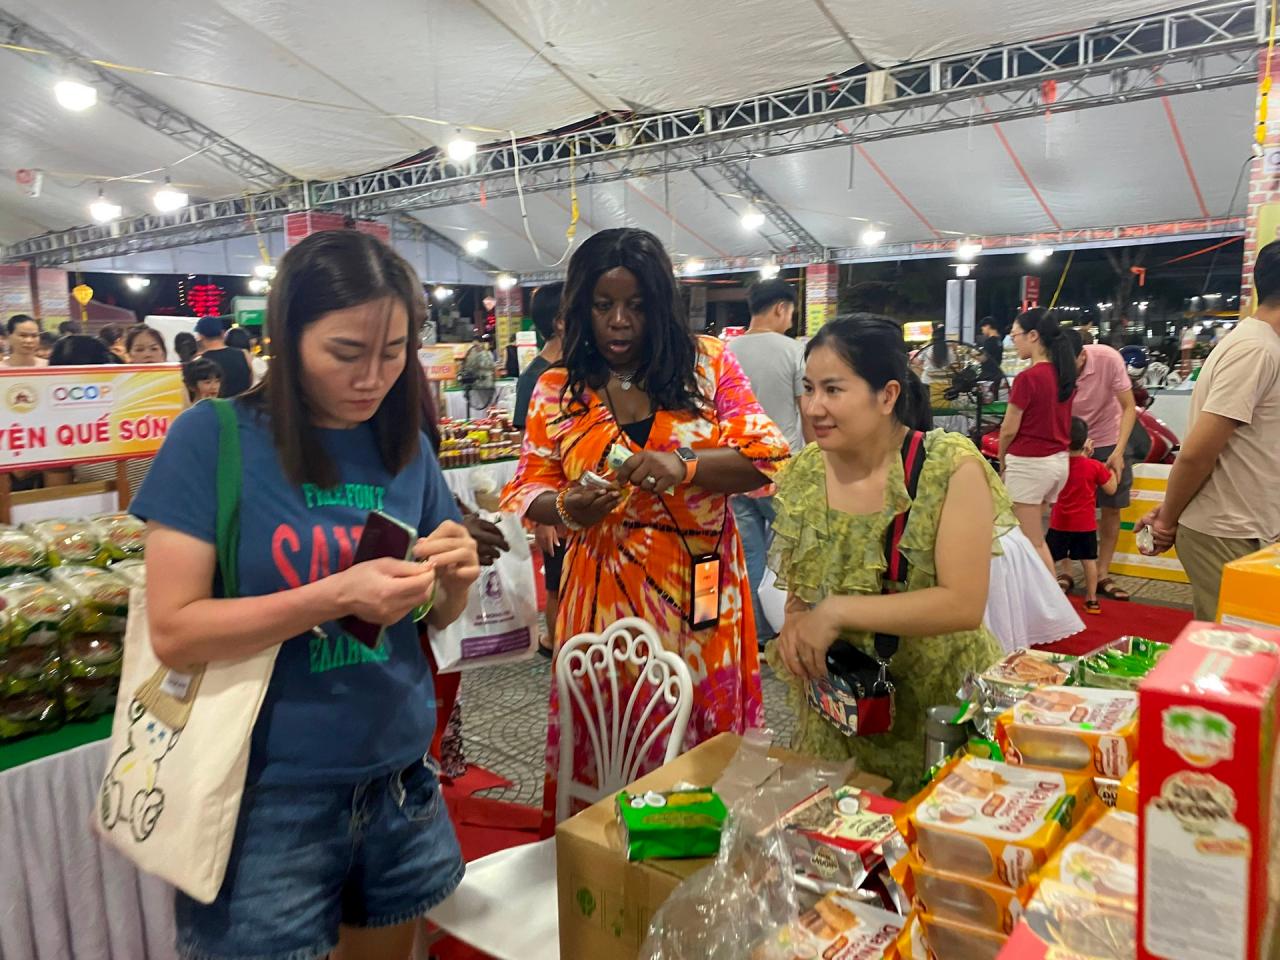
[502,228,790,827]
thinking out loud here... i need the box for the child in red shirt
[1048,417,1119,614]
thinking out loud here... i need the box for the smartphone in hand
[339,511,418,648]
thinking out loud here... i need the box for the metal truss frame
[3,0,1261,265]
[517,217,1247,282]
[0,9,290,189]
[709,161,823,253]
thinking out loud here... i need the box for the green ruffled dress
[765,430,1015,798]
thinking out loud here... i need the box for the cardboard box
[1217,542,1280,630]
[1137,621,1280,960]
[555,732,891,960]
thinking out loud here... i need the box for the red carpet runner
[1037,596,1193,657]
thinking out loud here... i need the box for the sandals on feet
[1097,578,1131,602]
[1056,574,1075,594]
[1084,599,1102,615]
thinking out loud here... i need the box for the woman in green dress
[767,316,1014,798]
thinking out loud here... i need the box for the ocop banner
[0,364,186,470]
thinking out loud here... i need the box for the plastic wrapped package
[0,644,63,696]
[49,565,131,632]
[894,755,1094,888]
[775,785,901,892]
[0,527,52,577]
[898,910,1006,960]
[891,853,1027,933]
[1002,879,1136,959]
[959,649,1076,738]
[111,557,146,588]
[0,575,78,648]
[93,512,146,558]
[639,738,856,960]
[1071,637,1168,690]
[61,676,119,720]
[0,692,62,739]
[1034,805,1136,906]
[994,687,1137,779]
[750,892,904,959]
[24,519,111,567]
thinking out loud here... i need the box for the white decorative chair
[425,617,692,960]
[555,616,694,823]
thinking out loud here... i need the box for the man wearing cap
[194,315,252,398]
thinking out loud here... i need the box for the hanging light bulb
[860,224,886,246]
[247,278,270,294]
[54,79,97,112]
[496,274,518,291]
[124,275,150,292]
[1027,246,1053,264]
[433,286,454,301]
[89,190,122,223]
[446,131,477,162]
[955,263,974,278]
[758,261,781,280]
[464,236,489,255]
[740,205,765,231]
[957,239,983,261]
[153,177,188,213]
[252,263,277,280]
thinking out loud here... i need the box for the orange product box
[894,755,1094,889]
[1217,542,1280,629]
[891,852,1027,934]
[897,909,1006,960]
[1035,803,1137,907]
[1116,763,1138,814]
[1137,621,1280,960]
[997,878,1135,960]
[995,686,1137,779]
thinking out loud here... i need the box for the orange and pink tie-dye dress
[501,336,790,828]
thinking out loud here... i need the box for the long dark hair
[806,314,932,431]
[1015,307,1076,402]
[559,228,706,414]
[49,335,113,366]
[246,230,425,487]
[174,332,198,363]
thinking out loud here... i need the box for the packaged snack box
[1216,542,1280,629]
[1116,764,1138,815]
[894,755,1093,888]
[775,785,900,890]
[897,909,1006,960]
[1093,777,1119,808]
[1036,805,1137,907]
[998,879,1136,960]
[616,788,726,861]
[751,891,903,960]
[891,852,1027,933]
[995,687,1137,779]
[1137,621,1280,960]
[1073,638,1169,691]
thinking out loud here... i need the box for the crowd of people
[5,228,1276,960]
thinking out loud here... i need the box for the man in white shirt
[727,280,812,644]
[1139,241,1280,619]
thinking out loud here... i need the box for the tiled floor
[458,575,1191,809]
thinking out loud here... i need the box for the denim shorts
[176,756,464,960]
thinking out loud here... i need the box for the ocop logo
[52,383,112,406]
[5,384,37,414]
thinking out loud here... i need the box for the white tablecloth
[0,740,178,960]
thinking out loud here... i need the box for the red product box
[1137,621,1280,960]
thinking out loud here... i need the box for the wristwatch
[675,446,698,484]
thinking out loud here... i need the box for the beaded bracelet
[555,488,585,531]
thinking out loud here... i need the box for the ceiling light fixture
[54,79,97,112]
[758,261,781,280]
[446,131,477,163]
[955,263,974,278]
[496,274,517,291]
[957,240,983,261]
[88,190,122,223]
[124,275,150,292]
[433,286,454,301]
[252,263,277,280]
[740,205,765,231]
[683,258,704,275]
[153,177,188,213]
[1027,246,1053,264]
[860,224,886,246]
[247,278,270,294]
[464,236,489,255]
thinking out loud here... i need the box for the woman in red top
[997,307,1076,572]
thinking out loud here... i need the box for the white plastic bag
[429,511,537,672]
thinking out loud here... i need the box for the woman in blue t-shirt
[997,307,1077,573]
[131,230,480,960]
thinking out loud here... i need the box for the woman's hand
[461,514,509,566]
[335,557,438,626]
[533,524,562,554]
[414,520,482,595]
[617,450,686,493]
[777,599,841,681]
[562,485,622,527]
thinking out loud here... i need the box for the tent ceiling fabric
[0,0,1254,265]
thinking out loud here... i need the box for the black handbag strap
[873,429,927,662]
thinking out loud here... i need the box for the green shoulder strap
[211,399,242,599]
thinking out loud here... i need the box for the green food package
[616,788,727,861]
[61,676,119,721]
[0,645,63,696]
[1073,637,1171,691]
[0,693,63,740]
[50,565,131,632]
[0,527,52,578]
[0,575,78,647]
[25,519,112,568]
[92,513,146,559]
[62,634,123,679]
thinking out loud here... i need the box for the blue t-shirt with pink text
[131,399,460,785]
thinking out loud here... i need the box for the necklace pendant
[620,380,632,391]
